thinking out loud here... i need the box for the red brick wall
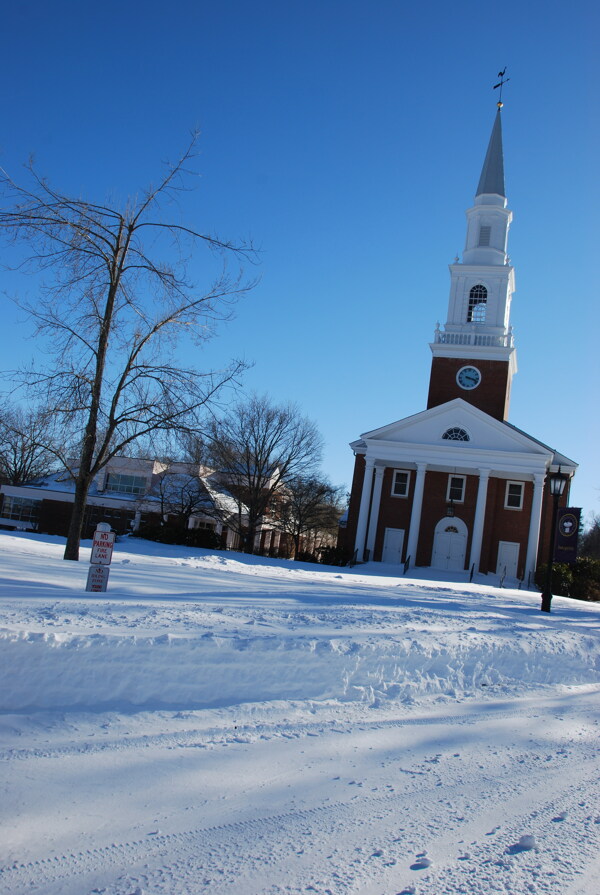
[338,453,366,552]
[340,453,567,579]
[479,479,533,577]
[373,467,415,561]
[427,357,511,420]
[416,471,479,568]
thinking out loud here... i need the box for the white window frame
[391,469,410,498]
[442,427,470,442]
[505,481,524,511]
[446,474,466,504]
[1,495,41,523]
[105,473,148,496]
[467,284,488,324]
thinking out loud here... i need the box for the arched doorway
[431,517,468,571]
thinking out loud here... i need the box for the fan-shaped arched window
[442,427,470,442]
[467,284,487,323]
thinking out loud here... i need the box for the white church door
[382,528,405,564]
[431,518,467,571]
[496,541,519,579]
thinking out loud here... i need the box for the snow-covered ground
[1,532,599,895]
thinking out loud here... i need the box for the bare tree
[0,404,63,485]
[0,135,254,559]
[580,514,600,560]
[152,467,212,534]
[204,395,323,553]
[273,475,345,559]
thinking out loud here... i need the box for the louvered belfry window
[478,225,491,246]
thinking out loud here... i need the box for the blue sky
[1,0,598,518]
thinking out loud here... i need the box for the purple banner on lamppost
[554,508,580,565]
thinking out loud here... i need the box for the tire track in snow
[398,770,600,895]
[0,696,576,762]
[2,748,599,895]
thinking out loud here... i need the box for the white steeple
[431,105,517,374]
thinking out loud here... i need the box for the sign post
[85,522,116,593]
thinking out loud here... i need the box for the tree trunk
[62,246,124,561]
[64,474,93,560]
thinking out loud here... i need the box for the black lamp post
[540,468,568,613]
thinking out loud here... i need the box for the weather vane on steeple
[493,68,510,108]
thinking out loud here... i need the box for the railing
[433,328,514,348]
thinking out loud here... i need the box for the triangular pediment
[356,399,554,458]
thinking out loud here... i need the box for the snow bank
[1,532,599,712]
[3,625,600,712]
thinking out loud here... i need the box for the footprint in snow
[410,857,432,870]
[552,810,568,822]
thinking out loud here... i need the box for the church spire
[476,108,505,198]
[428,99,517,420]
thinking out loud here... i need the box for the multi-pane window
[2,496,40,523]
[478,225,491,246]
[442,427,470,442]
[447,475,466,503]
[105,473,147,496]
[467,284,487,323]
[505,481,524,510]
[391,470,410,497]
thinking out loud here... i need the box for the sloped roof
[350,399,577,472]
[476,108,505,198]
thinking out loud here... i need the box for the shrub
[319,544,354,567]
[535,563,573,597]
[569,557,600,602]
[535,558,600,602]
[137,523,222,550]
[295,550,318,564]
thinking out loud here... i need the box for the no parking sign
[86,523,116,592]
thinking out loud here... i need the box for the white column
[469,468,490,573]
[366,466,385,559]
[354,457,375,561]
[525,473,545,582]
[405,462,427,566]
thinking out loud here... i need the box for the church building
[342,103,576,582]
